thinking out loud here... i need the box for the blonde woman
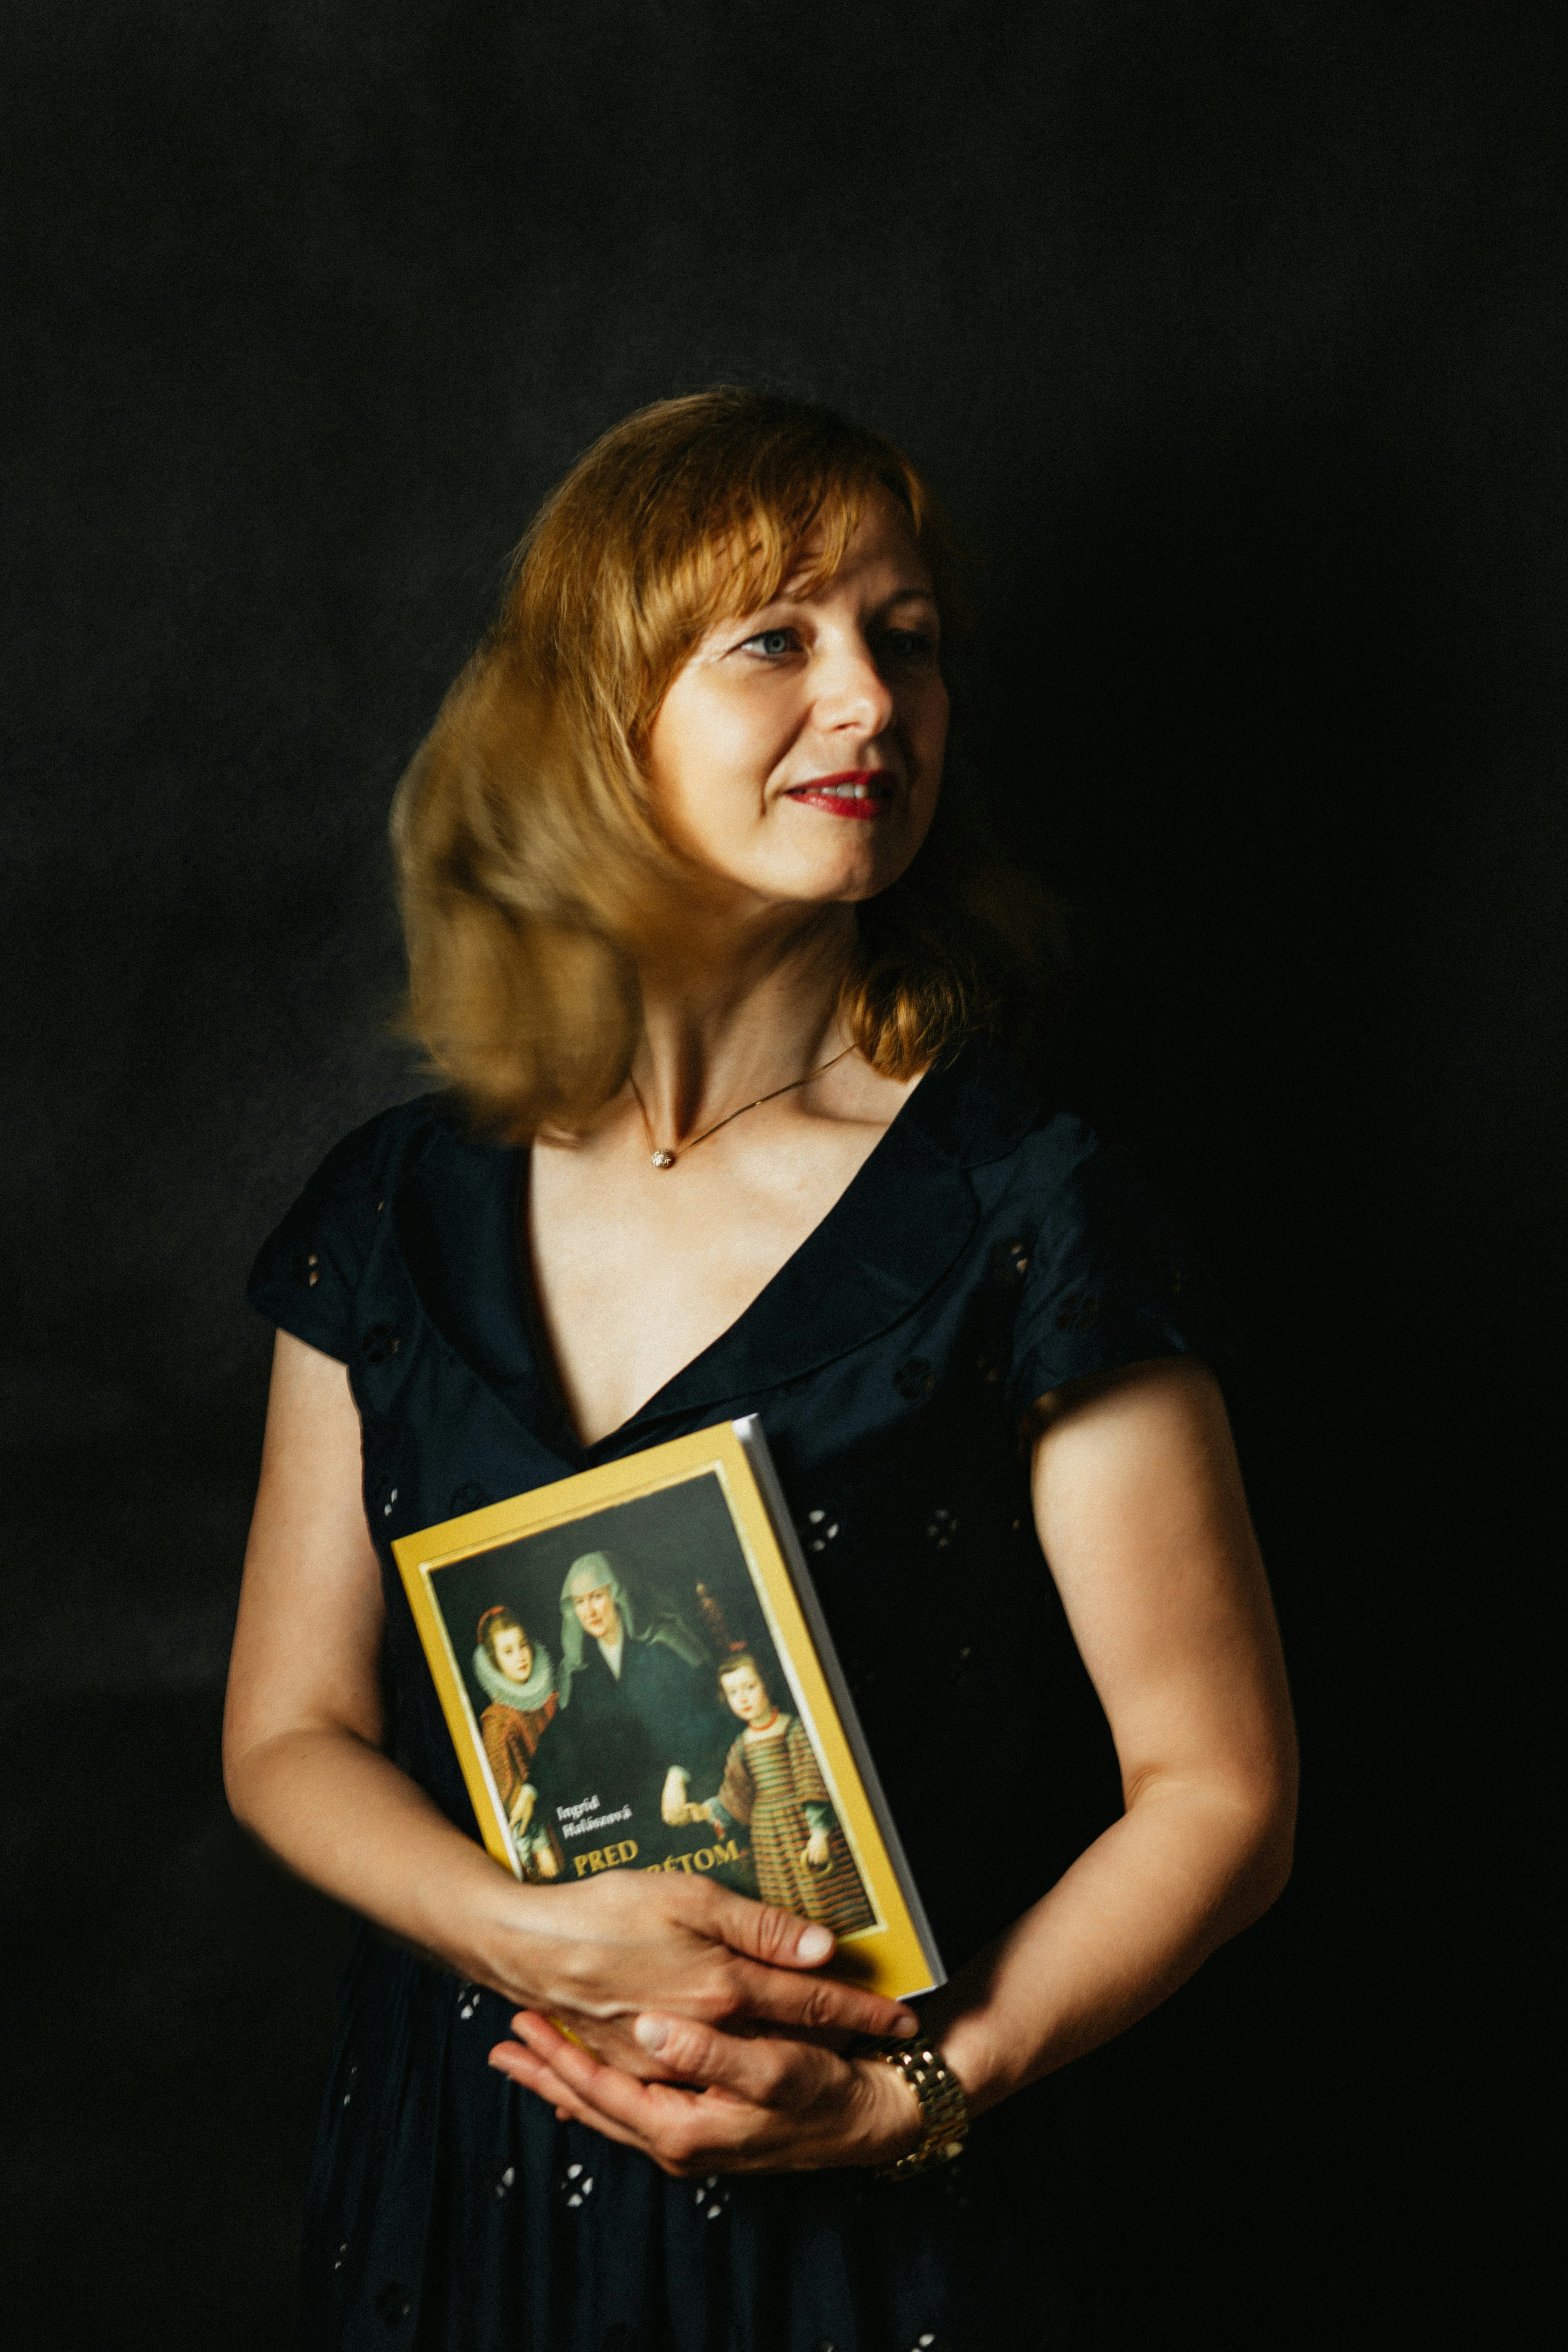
[225,390,1296,2350]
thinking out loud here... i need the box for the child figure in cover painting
[472,1607,562,1880]
[684,1655,875,1936]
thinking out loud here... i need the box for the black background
[2,4,1559,2345]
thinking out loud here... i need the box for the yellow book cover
[392,1415,942,2002]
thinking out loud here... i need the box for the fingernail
[797,1924,834,1962]
[892,2010,919,2037]
[634,2013,670,2054]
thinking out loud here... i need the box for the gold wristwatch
[858,2034,969,2178]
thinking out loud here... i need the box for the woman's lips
[783,771,896,822]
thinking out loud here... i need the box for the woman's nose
[813,634,895,737]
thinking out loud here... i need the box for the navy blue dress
[247,1041,1221,2352]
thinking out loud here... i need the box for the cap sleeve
[245,1111,392,1363]
[1006,1131,1232,1411]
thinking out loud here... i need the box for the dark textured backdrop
[3,4,1560,2344]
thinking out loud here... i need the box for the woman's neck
[630,900,857,1147]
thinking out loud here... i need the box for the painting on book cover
[424,1468,880,1936]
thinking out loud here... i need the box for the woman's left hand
[488,2009,924,2176]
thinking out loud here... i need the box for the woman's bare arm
[222,1331,916,2045]
[488,1356,1296,2171]
[931,1355,1296,2110]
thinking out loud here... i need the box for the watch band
[858,2034,969,2178]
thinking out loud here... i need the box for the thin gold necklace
[628,1044,854,1170]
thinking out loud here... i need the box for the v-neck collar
[392,1040,1045,1467]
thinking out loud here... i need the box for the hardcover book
[393,1416,942,2001]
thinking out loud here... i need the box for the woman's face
[492,1624,535,1684]
[573,1583,620,1644]
[645,494,949,914]
[719,1663,772,1723]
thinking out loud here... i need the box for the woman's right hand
[471,1867,914,2074]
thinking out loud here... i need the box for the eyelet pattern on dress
[988,1236,1030,1283]
[373,2280,412,2325]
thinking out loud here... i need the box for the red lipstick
[783,769,896,822]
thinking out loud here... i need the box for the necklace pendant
[650,1148,675,1169]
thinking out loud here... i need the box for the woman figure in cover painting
[472,1606,562,1880]
[225,390,1297,2351]
[532,1551,734,1852]
[681,1652,875,1936]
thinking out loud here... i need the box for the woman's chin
[726,844,919,912]
[654,800,931,919]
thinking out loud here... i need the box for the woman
[224,389,1296,2350]
[472,1607,561,1878]
[688,1652,875,1936]
[537,1552,734,1866]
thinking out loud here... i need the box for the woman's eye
[739,627,796,658]
[884,630,937,664]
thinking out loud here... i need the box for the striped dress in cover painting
[717,1715,875,1935]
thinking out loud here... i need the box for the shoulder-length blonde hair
[393,388,1050,1139]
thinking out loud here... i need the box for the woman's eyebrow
[723,579,937,628]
